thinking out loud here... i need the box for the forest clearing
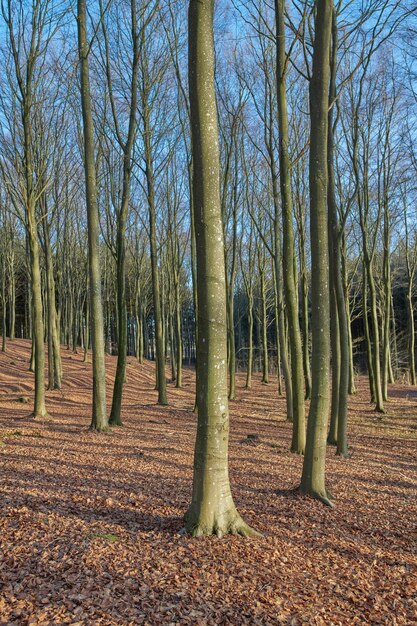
[0,340,416,625]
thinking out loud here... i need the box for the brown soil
[0,340,416,625]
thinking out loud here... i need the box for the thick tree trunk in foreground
[77,0,108,431]
[300,0,333,505]
[184,0,258,537]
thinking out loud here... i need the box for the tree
[299,0,333,506]
[77,0,108,431]
[275,0,305,454]
[184,0,258,537]
[98,0,139,425]
[0,0,55,418]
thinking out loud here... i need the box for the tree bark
[275,0,305,454]
[299,0,333,505]
[185,0,258,537]
[77,0,108,431]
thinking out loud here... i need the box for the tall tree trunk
[275,0,305,454]
[299,0,333,505]
[1,252,6,353]
[77,0,108,431]
[367,260,384,412]
[382,196,390,401]
[327,9,348,456]
[107,0,139,426]
[184,0,258,537]
[245,287,253,389]
[259,254,269,385]
[142,98,168,405]
[341,234,356,394]
[8,250,15,340]
[175,280,182,388]
[28,219,48,418]
[362,266,375,402]
[408,284,416,385]
[42,218,62,389]
[83,276,89,363]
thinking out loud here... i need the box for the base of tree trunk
[109,417,123,427]
[374,405,386,414]
[89,424,111,433]
[298,485,335,508]
[336,447,349,458]
[290,443,304,455]
[327,435,337,446]
[183,507,261,538]
[32,411,51,421]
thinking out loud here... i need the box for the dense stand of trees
[0,0,416,535]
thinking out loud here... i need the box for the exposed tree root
[89,425,111,434]
[298,486,335,508]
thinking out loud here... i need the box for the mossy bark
[185,0,258,537]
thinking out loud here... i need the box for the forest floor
[0,340,416,625]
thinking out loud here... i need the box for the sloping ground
[0,340,416,625]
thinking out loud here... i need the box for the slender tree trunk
[77,0,108,431]
[275,0,305,454]
[175,281,182,388]
[300,268,311,399]
[259,256,269,384]
[408,285,416,385]
[8,253,15,340]
[367,261,384,412]
[327,278,340,446]
[107,0,138,425]
[1,254,6,353]
[83,277,89,363]
[382,201,390,401]
[142,98,168,405]
[42,219,62,389]
[299,0,333,505]
[363,266,375,401]
[327,10,348,456]
[28,221,48,418]
[245,288,253,389]
[341,236,356,394]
